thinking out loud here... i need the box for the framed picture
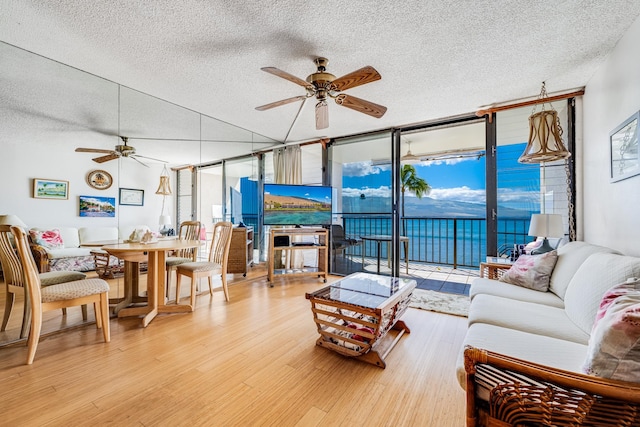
[610,111,639,182]
[79,195,116,217]
[33,178,69,200]
[119,188,144,206]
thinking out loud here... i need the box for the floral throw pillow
[582,278,640,382]
[29,229,64,250]
[498,250,558,292]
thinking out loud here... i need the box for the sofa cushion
[468,294,589,344]
[582,278,640,381]
[456,323,588,389]
[498,250,558,291]
[29,228,64,249]
[78,227,119,245]
[564,253,640,335]
[470,278,564,308]
[47,247,94,259]
[549,241,620,299]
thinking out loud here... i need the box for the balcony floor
[332,254,479,296]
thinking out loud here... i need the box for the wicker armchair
[29,243,51,273]
[463,346,640,426]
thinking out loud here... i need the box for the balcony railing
[341,213,531,269]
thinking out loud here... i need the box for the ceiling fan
[75,136,166,167]
[256,57,387,130]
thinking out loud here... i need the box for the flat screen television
[263,184,332,226]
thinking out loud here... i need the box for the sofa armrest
[463,346,640,427]
[29,243,51,273]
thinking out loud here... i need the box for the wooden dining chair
[165,221,201,301]
[11,226,111,365]
[175,221,233,308]
[0,225,88,338]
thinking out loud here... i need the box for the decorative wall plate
[86,169,113,190]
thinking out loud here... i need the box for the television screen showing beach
[79,196,116,217]
[264,184,332,225]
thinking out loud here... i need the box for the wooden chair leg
[21,293,30,339]
[175,273,182,304]
[81,304,88,321]
[190,277,197,310]
[94,301,102,329]
[166,268,173,301]
[1,290,14,331]
[100,293,110,342]
[26,303,43,365]
[208,276,213,295]
[222,274,229,302]
[62,308,67,315]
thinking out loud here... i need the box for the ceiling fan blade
[76,147,115,154]
[335,94,387,118]
[133,154,168,164]
[129,156,150,168]
[261,67,311,87]
[256,95,307,111]
[316,101,329,130]
[331,66,381,92]
[92,153,120,163]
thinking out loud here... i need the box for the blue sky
[341,143,540,211]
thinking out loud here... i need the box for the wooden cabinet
[227,226,253,276]
[267,228,328,286]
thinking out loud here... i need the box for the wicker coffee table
[305,272,416,368]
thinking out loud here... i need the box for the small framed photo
[79,195,116,217]
[610,111,639,182]
[33,178,69,200]
[119,188,144,206]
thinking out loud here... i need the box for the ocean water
[343,216,530,267]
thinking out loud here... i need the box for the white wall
[0,132,169,234]
[582,14,640,256]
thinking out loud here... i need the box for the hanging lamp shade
[519,82,571,164]
[155,166,172,195]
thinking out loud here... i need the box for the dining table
[102,239,201,327]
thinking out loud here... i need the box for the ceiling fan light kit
[256,57,387,130]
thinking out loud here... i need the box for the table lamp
[159,214,172,236]
[528,213,564,255]
[0,214,28,228]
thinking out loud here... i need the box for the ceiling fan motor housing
[307,57,335,100]
[115,144,135,156]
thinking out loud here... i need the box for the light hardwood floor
[0,266,468,426]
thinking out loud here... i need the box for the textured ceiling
[2,0,640,147]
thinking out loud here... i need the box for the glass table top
[308,272,416,309]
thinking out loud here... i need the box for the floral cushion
[582,278,640,381]
[499,250,558,292]
[29,228,64,249]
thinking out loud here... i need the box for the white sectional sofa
[458,241,640,425]
[29,227,119,272]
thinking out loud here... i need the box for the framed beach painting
[610,111,639,182]
[119,188,144,206]
[79,195,116,217]
[33,178,69,199]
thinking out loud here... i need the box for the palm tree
[401,164,431,231]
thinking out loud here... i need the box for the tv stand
[267,228,328,286]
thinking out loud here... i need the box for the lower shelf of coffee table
[306,292,412,368]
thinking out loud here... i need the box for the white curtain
[272,145,305,268]
[273,145,301,184]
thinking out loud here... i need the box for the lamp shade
[0,214,27,228]
[155,175,172,195]
[519,110,571,164]
[159,215,172,226]
[528,214,564,238]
